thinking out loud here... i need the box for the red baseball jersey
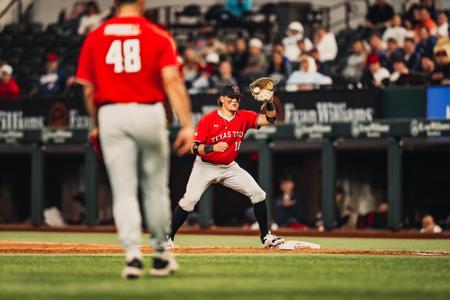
[76,16,178,105]
[194,110,259,165]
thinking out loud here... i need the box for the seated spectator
[282,21,313,62]
[366,54,390,87]
[383,14,407,47]
[231,37,249,79]
[437,11,449,39]
[390,58,423,85]
[434,26,450,58]
[416,6,438,36]
[78,1,111,35]
[0,65,20,100]
[315,187,353,231]
[38,53,73,95]
[273,175,306,228]
[431,49,450,85]
[368,32,386,58]
[286,56,332,91]
[267,50,292,86]
[383,38,404,71]
[210,60,237,93]
[365,0,395,29]
[420,214,442,233]
[200,29,226,57]
[241,38,268,80]
[343,40,367,81]
[404,37,421,70]
[416,27,437,57]
[314,25,337,75]
[182,47,202,88]
[58,1,86,34]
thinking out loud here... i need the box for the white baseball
[253,86,261,94]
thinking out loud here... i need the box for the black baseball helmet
[217,83,243,106]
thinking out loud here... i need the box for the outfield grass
[0,254,449,300]
[1,231,450,252]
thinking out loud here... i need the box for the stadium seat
[25,23,43,35]
[34,34,56,48]
[22,56,43,70]
[45,23,64,36]
[65,35,84,48]
[205,4,225,23]
[11,35,34,48]
[2,23,26,35]
[25,47,46,58]
[0,35,13,49]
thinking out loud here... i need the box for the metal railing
[0,0,23,23]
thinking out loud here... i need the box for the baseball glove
[249,77,275,102]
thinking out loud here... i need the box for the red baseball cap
[367,54,380,65]
[46,53,58,62]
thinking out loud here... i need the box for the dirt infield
[1,241,449,256]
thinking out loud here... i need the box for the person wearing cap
[367,53,390,87]
[210,60,238,93]
[241,38,268,80]
[0,64,20,100]
[38,53,72,95]
[285,56,332,91]
[167,83,285,250]
[282,21,313,62]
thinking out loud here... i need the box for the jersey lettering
[106,39,141,73]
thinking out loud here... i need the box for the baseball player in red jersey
[167,83,285,248]
[76,0,193,279]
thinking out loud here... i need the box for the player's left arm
[256,97,276,127]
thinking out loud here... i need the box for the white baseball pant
[99,103,170,256]
[178,157,266,212]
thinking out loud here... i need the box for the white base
[276,240,321,250]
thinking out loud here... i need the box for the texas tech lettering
[211,131,244,143]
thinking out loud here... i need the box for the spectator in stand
[210,60,238,93]
[58,1,86,34]
[365,0,395,29]
[416,6,438,36]
[200,30,226,57]
[38,53,73,95]
[404,37,421,70]
[314,25,337,75]
[434,26,450,59]
[231,37,249,80]
[383,14,407,47]
[343,39,367,81]
[188,67,211,95]
[420,214,442,233]
[286,56,332,91]
[419,54,435,83]
[437,11,449,39]
[367,53,390,87]
[368,32,386,58]
[273,175,306,228]
[0,64,20,100]
[416,27,437,57]
[390,58,411,85]
[78,1,112,35]
[420,0,437,22]
[241,38,268,80]
[431,49,450,85]
[182,47,202,89]
[282,21,313,62]
[406,3,422,29]
[267,50,292,86]
[383,38,404,72]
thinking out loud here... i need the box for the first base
[276,240,321,250]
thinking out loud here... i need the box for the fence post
[31,144,44,226]
[321,138,336,230]
[258,139,273,223]
[387,137,402,230]
[84,144,97,226]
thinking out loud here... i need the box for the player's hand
[213,142,229,152]
[173,126,194,156]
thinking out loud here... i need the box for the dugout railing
[1,119,450,230]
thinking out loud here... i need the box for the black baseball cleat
[121,258,143,279]
[150,251,179,277]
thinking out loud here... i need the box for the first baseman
[168,83,285,248]
[76,0,193,278]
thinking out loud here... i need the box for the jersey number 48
[106,39,141,73]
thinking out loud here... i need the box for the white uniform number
[106,39,141,73]
[235,141,241,151]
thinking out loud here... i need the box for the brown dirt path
[0,241,449,256]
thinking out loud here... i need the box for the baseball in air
[253,86,261,94]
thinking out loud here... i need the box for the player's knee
[249,189,266,204]
[178,197,197,212]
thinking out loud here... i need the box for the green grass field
[1,232,449,300]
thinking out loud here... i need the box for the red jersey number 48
[106,39,141,73]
